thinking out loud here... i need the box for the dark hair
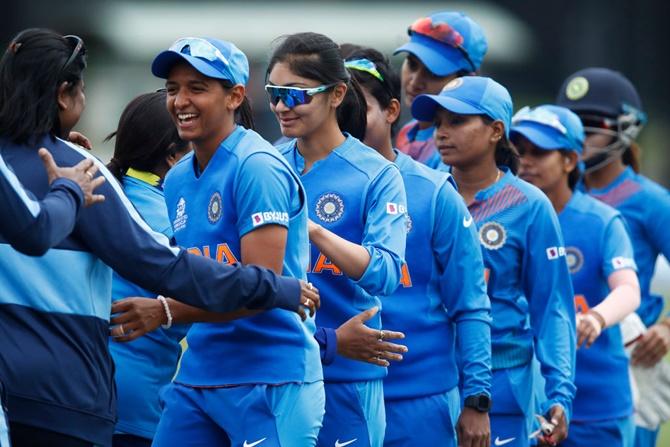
[623,142,641,173]
[557,150,581,190]
[267,32,367,140]
[481,116,520,174]
[219,79,256,131]
[0,28,87,144]
[340,44,402,137]
[105,91,188,181]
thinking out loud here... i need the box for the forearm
[166,298,260,324]
[596,270,640,327]
[309,222,370,280]
[457,318,492,398]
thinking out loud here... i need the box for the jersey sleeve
[602,215,637,277]
[69,152,301,314]
[0,154,83,256]
[643,186,670,261]
[354,164,407,297]
[234,152,297,237]
[522,197,577,418]
[433,180,492,399]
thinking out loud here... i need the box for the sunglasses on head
[409,17,476,73]
[62,35,85,72]
[513,106,568,135]
[169,37,230,76]
[265,83,338,108]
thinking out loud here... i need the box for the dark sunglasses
[265,83,338,108]
[62,35,85,72]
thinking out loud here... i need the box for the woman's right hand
[297,280,320,321]
[335,306,408,367]
[38,147,105,207]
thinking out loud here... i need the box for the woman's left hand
[576,311,604,348]
[456,407,490,447]
[110,297,167,342]
[68,131,92,150]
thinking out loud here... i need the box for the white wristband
[157,295,173,329]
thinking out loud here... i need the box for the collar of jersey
[560,189,584,216]
[193,125,244,178]
[125,167,163,189]
[407,120,435,142]
[585,165,635,195]
[293,133,354,175]
[473,165,513,201]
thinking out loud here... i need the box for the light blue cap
[152,37,249,85]
[510,104,585,154]
[412,76,513,136]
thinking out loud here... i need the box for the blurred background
[4,0,670,441]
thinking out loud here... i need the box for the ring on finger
[85,170,94,180]
[307,282,313,291]
[119,324,125,336]
[378,329,384,341]
[303,298,312,308]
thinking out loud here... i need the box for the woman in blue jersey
[411,76,576,447]
[0,28,318,447]
[341,45,493,447]
[512,104,641,446]
[99,91,190,447]
[146,37,324,447]
[556,67,670,447]
[393,11,487,168]
[266,33,407,447]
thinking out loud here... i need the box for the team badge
[479,221,506,250]
[442,77,463,91]
[565,76,589,100]
[173,197,188,232]
[315,193,344,223]
[207,191,223,224]
[565,247,583,273]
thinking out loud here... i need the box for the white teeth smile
[178,113,197,121]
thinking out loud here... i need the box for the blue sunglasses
[265,83,338,108]
[169,37,232,79]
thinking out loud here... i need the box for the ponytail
[494,136,520,175]
[337,74,367,140]
[105,153,126,181]
[235,95,256,131]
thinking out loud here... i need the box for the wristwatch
[464,394,492,413]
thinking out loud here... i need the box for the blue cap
[152,37,249,85]
[555,67,644,120]
[411,76,512,136]
[510,105,585,154]
[394,12,488,76]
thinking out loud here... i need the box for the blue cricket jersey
[396,120,441,168]
[0,134,303,446]
[165,126,322,387]
[467,168,576,416]
[0,151,83,255]
[279,135,407,382]
[109,170,190,439]
[559,191,636,421]
[584,167,670,327]
[383,151,491,401]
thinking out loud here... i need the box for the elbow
[11,236,50,256]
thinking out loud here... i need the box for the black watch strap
[464,394,492,412]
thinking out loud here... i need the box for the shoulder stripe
[470,184,527,223]
[592,179,642,207]
[0,153,41,217]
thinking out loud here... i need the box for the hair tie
[8,41,22,54]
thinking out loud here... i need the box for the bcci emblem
[207,191,223,224]
[315,193,344,223]
[565,247,584,273]
[479,221,506,250]
[442,77,463,91]
[565,76,589,100]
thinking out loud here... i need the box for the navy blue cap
[556,67,643,118]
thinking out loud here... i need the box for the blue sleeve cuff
[314,326,337,365]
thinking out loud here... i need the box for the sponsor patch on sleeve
[612,256,635,270]
[546,246,566,260]
[251,211,289,227]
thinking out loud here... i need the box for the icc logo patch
[173,197,188,232]
[565,247,584,273]
[207,191,223,224]
[315,193,344,223]
[479,221,506,250]
[404,212,413,233]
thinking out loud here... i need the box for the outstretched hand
[38,148,105,207]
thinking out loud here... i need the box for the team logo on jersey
[315,193,344,223]
[546,246,566,260]
[565,247,584,273]
[173,197,188,232]
[207,191,222,224]
[442,77,464,91]
[479,221,506,250]
[565,76,589,100]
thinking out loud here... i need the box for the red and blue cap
[412,76,512,136]
[510,105,585,154]
[394,12,488,76]
[152,37,249,85]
